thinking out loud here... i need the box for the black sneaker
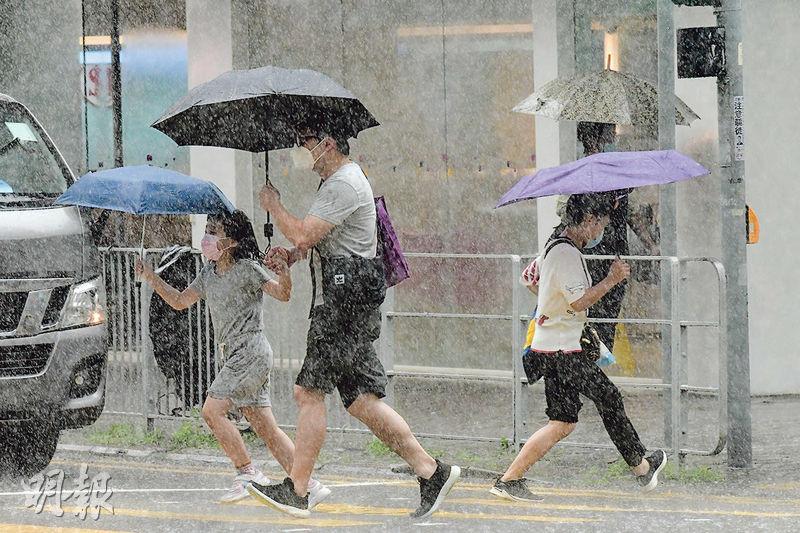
[247,477,310,518]
[489,477,544,502]
[410,460,461,519]
[637,450,667,492]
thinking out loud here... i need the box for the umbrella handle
[264,153,274,242]
[136,215,146,285]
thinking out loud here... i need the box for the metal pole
[380,288,396,406]
[510,255,523,449]
[716,0,752,468]
[669,258,681,459]
[81,0,89,171]
[110,0,123,168]
[657,0,677,449]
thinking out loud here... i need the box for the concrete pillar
[186,0,239,246]
[532,0,576,250]
[743,0,800,395]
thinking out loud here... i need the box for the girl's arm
[261,256,292,302]
[135,259,201,310]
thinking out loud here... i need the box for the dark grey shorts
[207,342,273,408]
[296,304,387,408]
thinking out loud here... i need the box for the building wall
[742,0,800,394]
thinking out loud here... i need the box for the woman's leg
[500,420,576,481]
[502,354,581,480]
[241,406,295,475]
[577,361,649,473]
[202,396,251,468]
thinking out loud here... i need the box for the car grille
[0,343,54,377]
[0,292,28,332]
[42,285,70,327]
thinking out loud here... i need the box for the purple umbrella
[496,149,710,208]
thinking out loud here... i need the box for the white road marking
[326,481,409,488]
[0,487,226,497]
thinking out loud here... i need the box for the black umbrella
[152,65,380,242]
[152,65,379,151]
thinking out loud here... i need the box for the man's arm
[269,201,334,254]
[260,183,334,255]
[628,209,660,254]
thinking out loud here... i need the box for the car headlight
[61,277,106,328]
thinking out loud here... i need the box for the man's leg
[202,396,251,468]
[241,406,295,474]
[500,420,576,481]
[346,393,437,479]
[289,385,327,496]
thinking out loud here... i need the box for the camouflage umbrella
[513,69,699,126]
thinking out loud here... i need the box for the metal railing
[380,252,728,459]
[99,248,728,461]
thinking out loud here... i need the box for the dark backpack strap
[542,237,577,259]
[309,178,325,317]
[542,237,591,283]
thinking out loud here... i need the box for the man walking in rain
[248,124,460,518]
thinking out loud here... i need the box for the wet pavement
[1,447,800,532]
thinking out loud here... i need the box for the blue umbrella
[55,165,235,254]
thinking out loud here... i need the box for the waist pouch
[579,323,602,361]
[320,255,387,310]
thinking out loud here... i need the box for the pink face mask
[200,234,223,261]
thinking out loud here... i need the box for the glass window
[0,101,71,197]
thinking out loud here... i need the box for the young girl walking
[136,210,330,506]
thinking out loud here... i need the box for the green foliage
[366,437,392,457]
[169,421,219,450]
[88,423,164,447]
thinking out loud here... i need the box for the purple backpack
[374,196,410,288]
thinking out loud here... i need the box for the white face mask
[290,139,326,170]
[585,228,605,249]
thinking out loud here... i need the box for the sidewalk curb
[56,443,408,480]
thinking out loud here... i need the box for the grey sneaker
[637,450,667,492]
[247,477,310,518]
[489,477,544,502]
[410,460,461,519]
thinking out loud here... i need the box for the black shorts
[523,349,620,424]
[296,303,387,408]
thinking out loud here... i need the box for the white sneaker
[308,479,332,509]
[220,471,270,504]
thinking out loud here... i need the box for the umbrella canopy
[496,150,710,208]
[151,65,379,152]
[54,165,235,215]
[513,69,700,126]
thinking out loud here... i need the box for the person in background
[556,122,660,351]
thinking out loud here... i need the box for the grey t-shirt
[188,259,273,358]
[308,161,377,259]
[308,161,377,306]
